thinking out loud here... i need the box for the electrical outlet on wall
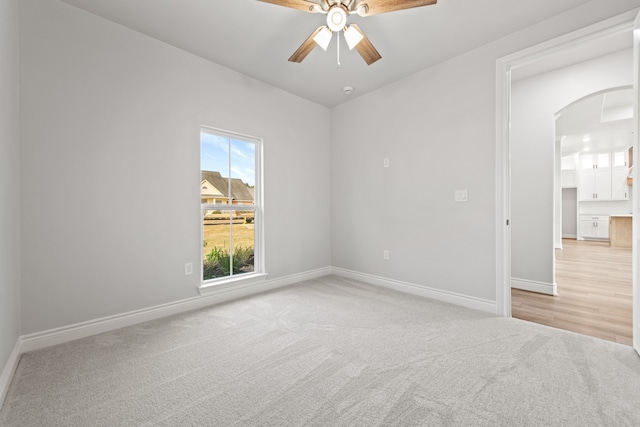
[383,250,390,260]
[184,262,193,275]
[455,189,468,202]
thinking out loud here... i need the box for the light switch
[455,189,468,202]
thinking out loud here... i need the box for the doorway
[495,11,640,354]
[511,88,634,345]
[512,238,632,344]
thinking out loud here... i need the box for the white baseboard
[332,267,497,314]
[20,267,332,354]
[9,265,499,404]
[511,277,557,296]
[4,266,500,409]
[562,234,577,239]
[0,338,22,410]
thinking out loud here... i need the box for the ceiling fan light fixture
[313,26,333,51]
[327,6,347,32]
[344,25,364,50]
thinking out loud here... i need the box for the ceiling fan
[258,0,438,65]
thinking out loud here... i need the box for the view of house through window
[201,128,260,282]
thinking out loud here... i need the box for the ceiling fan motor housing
[327,5,348,32]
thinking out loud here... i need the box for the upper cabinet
[579,152,611,200]
[579,149,629,201]
[561,154,578,188]
[613,150,627,168]
[612,149,631,199]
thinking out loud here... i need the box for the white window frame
[199,127,265,294]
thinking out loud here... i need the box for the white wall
[16,0,640,334]
[331,2,640,303]
[511,49,633,286]
[19,0,331,334]
[331,48,497,301]
[555,140,562,248]
[0,0,21,388]
[562,188,578,238]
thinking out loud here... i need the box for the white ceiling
[557,88,634,156]
[58,0,594,107]
[511,30,633,82]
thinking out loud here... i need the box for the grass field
[202,223,255,259]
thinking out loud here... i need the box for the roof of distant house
[201,171,254,202]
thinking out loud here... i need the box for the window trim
[199,127,265,289]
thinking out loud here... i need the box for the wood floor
[512,238,632,345]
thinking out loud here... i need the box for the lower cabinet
[579,215,610,240]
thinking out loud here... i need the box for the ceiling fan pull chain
[336,31,340,68]
[337,31,341,68]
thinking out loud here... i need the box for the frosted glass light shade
[344,25,364,50]
[313,26,333,51]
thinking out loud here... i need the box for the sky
[201,131,256,187]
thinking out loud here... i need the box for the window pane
[230,139,256,206]
[232,210,255,276]
[201,131,230,205]
[201,129,259,283]
[202,209,255,280]
[203,209,232,280]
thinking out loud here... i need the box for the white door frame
[495,10,639,355]
[633,12,640,354]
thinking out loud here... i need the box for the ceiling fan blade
[350,24,381,65]
[288,26,326,63]
[257,0,321,13]
[355,0,437,16]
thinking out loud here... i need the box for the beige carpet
[2,275,640,426]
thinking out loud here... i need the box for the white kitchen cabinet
[561,155,578,188]
[561,155,576,170]
[579,215,610,240]
[561,170,577,187]
[579,153,610,200]
[612,150,630,200]
[579,150,629,201]
[612,168,630,199]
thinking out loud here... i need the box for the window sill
[198,273,269,297]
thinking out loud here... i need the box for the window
[200,128,262,283]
